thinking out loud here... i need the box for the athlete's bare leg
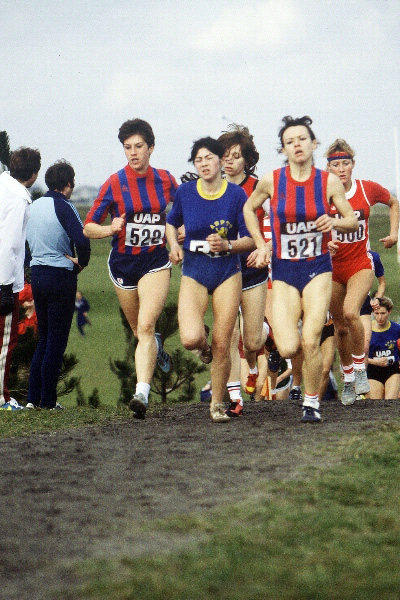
[210,273,242,407]
[114,267,171,384]
[178,273,242,408]
[318,334,335,400]
[228,316,241,384]
[291,350,303,388]
[177,275,210,352]
[241,282,267,369]
[270,280,302,358]
[301,272,332,397]
[330,270,374,366]
[384,374,400,400]
[368,378,384,400]
[360,313,373,363]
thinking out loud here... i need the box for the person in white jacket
[0,147,41,408]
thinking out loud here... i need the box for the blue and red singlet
[84,164,177,256]
[271,166,331,261]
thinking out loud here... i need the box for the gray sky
[1,0,399,193]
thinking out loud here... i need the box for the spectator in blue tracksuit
[26,160,90,409]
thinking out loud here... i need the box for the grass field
[64,419,400,600]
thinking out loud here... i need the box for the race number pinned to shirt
[331,209,366,244]
[125,213,166,247]
[280,221,323,259]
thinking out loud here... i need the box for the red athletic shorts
[332,252,373,285]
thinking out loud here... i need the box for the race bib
[331,210,366,244]
[280,221,322,259]
[125,213,165,247]
[189,240,228,258]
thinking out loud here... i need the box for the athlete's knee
[180,333,201,351]
[335,322,348,341]
[275,338,300,359]
[242,334,263,354]
[343,306,360,326]
[137,321,155,339]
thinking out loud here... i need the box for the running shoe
[210,403,230,423]
[301,405,321,423]
[245,373,257,395]
[289,387,303,405]
[354,369,370,395]
[155,333,172,373]
[341,380,356,406]
[200,381,212,402]
[225,401,243,417]
[51,402,64,410]
[129,393,147,419]
[0,399,24,411]
[268,349,281,373]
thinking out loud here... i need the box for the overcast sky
[1,0,399,194]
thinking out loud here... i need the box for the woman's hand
[111,213,126,235]
[169,243,183,265]
[328,240,339,256]
[247,247,270,268]
[315,214,334,232]
[206,233,229,253]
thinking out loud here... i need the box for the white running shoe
[341,380,356,406]
[355,369,370,395]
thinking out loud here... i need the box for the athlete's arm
[166,222,183,264]
[379,194,399,248]
[243,173,273,267]
[205,234,255,254]
[83,214,126,239]
[315,173,357,233]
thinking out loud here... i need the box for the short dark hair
[376,296,394,312]
[278,115,317,149]
[189,137,224,163]
[218,124,259,176]
[118,119,155,147]
[9,147,41,181]
[45,160,75,191]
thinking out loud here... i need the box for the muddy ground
[1,398,399,599]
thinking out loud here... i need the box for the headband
[327,152,353,162]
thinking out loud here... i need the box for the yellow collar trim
[197,178,227,200]
[372,321,391,332]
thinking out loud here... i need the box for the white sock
[135,382,150,403]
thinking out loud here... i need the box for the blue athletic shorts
[271,252,332,294]
[108,246,171,290]
[367,361,400,384]
[182,251,241,294]
[241,255,269,291]
[360,294,372,316]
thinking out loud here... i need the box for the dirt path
[1,399,399,599]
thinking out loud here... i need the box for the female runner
[243,116,357,423]
[325,139,399,405]
[166,137,255,422]
[218,124,268,416]
[367,296,400,400]
[84,119,177,419]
